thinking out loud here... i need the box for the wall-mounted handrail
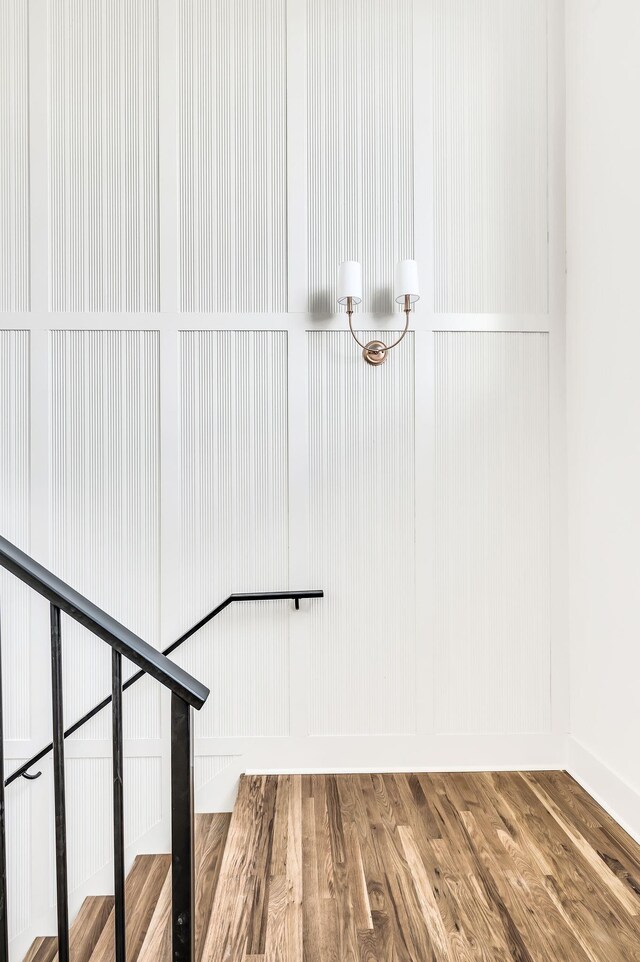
[0,536,209,710]
[4,588,323,787]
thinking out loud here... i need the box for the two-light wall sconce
[337,259,420,365]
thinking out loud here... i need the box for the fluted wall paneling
[178,0,287,311]
[0,331,30,741]
[0,0,29,311]
[177,332,289,736]
[434,332,551,732]
[195,755,241,791]
[50,331,161,739]
[49,0,159,311]
[5,773,30,939]
[307,0,414,313]
[308,331,415,735]
[433,0,549,313]
[59,757,162,896]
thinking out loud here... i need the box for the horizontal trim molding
[0,312,557,332]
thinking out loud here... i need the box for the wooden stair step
[87,854,171,962]
[195,814,231,962]
[136,813,232,962]
[22,937,57,962]
[22,812,233,962]
[49,895,114,962]
[200,776,280,962]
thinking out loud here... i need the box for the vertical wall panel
[433,0,548,313]
[5,772,30,938]
[178,0,287,311]
[62,757,162,894]
[308,332,415,734]
[0,0,29,311]
[434,332,550,731]
[50,331,161,739]
[49,0,159,311]
[307,0,414,313]
[195,755,240,791]
[0,332,30,740]
[178,332,289,736]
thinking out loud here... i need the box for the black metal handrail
[4,589,324,787]
[0,533,323,962]
[0,537,208,709]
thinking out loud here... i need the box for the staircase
[0,535,323,962]
[22,815,230,962]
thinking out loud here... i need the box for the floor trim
[565,735,640,845]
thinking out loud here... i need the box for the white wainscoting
[178,0,287,312]
[433,0,549,313]
[0,1,30,312]
[50,331,161,741]
[176,331,289,737]
[0,0,566,956]
[308,331,416,735]
[433,332,551,732]
[306,0,414,314]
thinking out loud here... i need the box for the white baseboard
[235,732,563,777]
[565,736,640,846]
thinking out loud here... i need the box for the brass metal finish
[345,293,412,365]
[362,341,387,365]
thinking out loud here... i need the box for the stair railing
[0,536,209,962]
[0,533,324,962]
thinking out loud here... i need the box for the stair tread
[200,776,279,962]
[196,814,231,962]
[87,854,170,962]
[24,813,232,962]
[23,937,58,962]
[136,813,232,962]
[49,895,114,962]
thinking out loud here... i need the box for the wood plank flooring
[201,772,640,962]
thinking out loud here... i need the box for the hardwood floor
[201,771,640,962]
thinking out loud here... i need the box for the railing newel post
[50,603,70,962]
[170,693,195,962]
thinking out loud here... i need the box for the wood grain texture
[51,896,114,962]
[22,939,57,962]
[200,772,640,961]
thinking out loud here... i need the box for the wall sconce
[337,259,420,365]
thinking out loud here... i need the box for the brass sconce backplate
[362,340,387,365]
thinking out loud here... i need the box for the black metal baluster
[50,604,69,962]
[0,612,9,962]
[170,693,194,962]
[112,649,126,962]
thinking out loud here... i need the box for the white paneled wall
[50,331,161,740]
[63,756,162,893]
[49,0,159,311]
[307,0,414,313]
[0,332,30,742]
[177,332,289,737]
[5,776,30,939]
[308,332,415,734]
[433,0,549,312]
[434,333,551,732]
[0,0,564,955]
[0,1,30,311]
[178,0,287,311]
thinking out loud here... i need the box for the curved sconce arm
[346,294,412,366]
[338,259,419,365]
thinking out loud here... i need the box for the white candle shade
[394,259,420,304]
[337,261,363,305]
